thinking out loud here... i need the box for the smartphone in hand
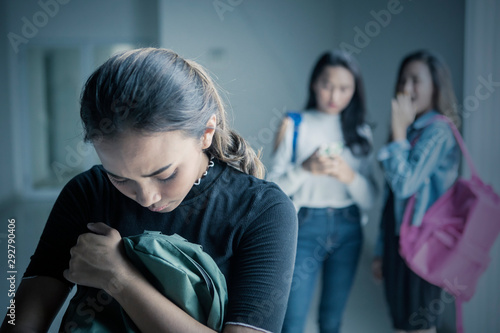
[318,142,344,158]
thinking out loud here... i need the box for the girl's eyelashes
[158,169,178,183]
[108,176,129,185]
[108,169,178,185]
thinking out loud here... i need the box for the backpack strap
[286,111,302,163]
[431,115,478,178]
[413,115,477,177]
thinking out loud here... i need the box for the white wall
[462,0,500,332]
[5,0,158,44]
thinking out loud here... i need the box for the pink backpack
[399,115,500,333]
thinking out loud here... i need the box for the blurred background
[0,0,498,332]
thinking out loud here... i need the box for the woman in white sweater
[268,50,378,333]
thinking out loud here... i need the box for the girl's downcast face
[94,116,216,213]
[313,65,355,115]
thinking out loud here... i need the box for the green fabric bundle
[60,231,227,332]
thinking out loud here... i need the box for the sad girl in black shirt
[3,48,297,333]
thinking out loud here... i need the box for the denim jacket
[374,111,460,257]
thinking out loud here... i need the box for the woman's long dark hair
[305,51,371,156]
[80,48,264,178]
[394,50,459,126]
[274,50,372,156]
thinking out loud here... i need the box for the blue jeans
[282,206,363,333]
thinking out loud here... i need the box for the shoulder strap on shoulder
[286,111,302,163]
[431,115,477,177]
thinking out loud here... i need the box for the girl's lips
[148,204,169,212]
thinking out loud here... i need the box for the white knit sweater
[267,110,377,212]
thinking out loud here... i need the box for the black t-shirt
[24,159,298,332]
